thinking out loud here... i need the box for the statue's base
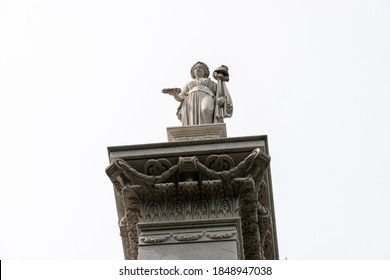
[167,123,226,142]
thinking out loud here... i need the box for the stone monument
[106,62,278,260]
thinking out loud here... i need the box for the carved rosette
[106,148,274,260]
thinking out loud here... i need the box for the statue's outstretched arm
[162,88,182,102]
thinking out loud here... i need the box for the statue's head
[190,61,210,79]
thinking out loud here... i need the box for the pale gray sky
[1,0,390,259]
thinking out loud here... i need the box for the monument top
[162,61,233,126]
[106,63,278,260]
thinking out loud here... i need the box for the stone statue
[162,62,233,126]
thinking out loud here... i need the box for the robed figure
[163,62,233,126]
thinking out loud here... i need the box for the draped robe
[177,78,215,125]
[177,78,233,125]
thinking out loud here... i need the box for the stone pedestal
[167,123,227,142]
[106,132,278,260]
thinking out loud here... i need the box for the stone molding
[167,123,227,142]
[106,136,278,260]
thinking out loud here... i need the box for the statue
[162,62,233,126]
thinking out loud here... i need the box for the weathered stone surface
[106,135,278,260]
[138,241,237,260]
[137,220,241,260]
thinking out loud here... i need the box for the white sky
[1,0,390,260]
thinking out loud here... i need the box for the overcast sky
[1,0,390,260]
